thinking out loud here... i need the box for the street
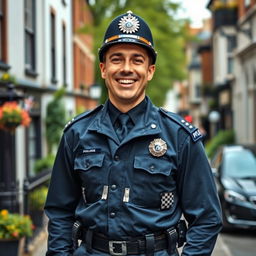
[214,229,256,256]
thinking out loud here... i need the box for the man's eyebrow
[133,53,145,59]
[109,53,122,58]
[108,53,146,59]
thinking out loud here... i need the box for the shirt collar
[107,97,148,125]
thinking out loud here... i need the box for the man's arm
[178,138,222,256]
[45,134,81,256]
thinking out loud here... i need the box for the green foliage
[0,72,16,84]
[76,105,87,115]
[0,209,33,239]
[45,89,66,154]
[29,186,48,211]
[34,155,55,174]
[205,129,235,159]
[87,0,188,106]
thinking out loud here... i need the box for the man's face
[100,43,155,110]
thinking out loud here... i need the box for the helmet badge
[118,10,140,34]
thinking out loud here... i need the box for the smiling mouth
[117,79,137,84]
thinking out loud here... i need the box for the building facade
[0,0,96,212]
[234,0,256,143]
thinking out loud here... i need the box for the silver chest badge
[118,11,140,34]
[149,138,167,157]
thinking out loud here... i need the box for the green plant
[34,155,55,174]
[0,72,16,84]
[0,210,33,239]
[205,129,235,159]
[45,88,67,154]
[29,186,48,211]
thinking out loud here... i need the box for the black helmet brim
[99,38,157,64]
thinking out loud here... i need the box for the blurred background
[0,0,255,255]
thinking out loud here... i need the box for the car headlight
[224,190,247,203]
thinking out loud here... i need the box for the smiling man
[45,11,222,256]
[100,43,155,112]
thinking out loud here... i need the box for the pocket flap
[134,155,172,176]
[74,153,105,171]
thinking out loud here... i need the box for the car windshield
[223,148,256,178]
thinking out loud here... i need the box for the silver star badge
[149,138,167,157]
[118,11,140,34]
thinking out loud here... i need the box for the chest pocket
[74,153,106,199]
[131,155,176,208]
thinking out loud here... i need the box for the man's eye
[111,58,121,63]
[134,59,144,64]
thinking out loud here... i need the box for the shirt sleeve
[44,133,81,256]
[177,137,222,256]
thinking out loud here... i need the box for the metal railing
[23,169,51,253]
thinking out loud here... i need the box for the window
[25,0,36,74]
[227,35,236,74]
[50,11,57,84]
[79,49,86,88]
[245,0,251,7]
[0,0,4,61]
[195,84,201,98]
[62,23,67,87]
[0,0,8,70]
[26,116,41,177]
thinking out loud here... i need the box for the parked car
[210,144,256,230]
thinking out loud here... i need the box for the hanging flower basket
[0,101,31,132]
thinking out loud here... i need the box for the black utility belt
[88,232,168,255]
[72,220,187,255]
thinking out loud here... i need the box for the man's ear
[99,62,106,79]
[147,64,156,81]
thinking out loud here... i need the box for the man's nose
[122,60,133,73]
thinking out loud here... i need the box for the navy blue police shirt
[45,96,222,256]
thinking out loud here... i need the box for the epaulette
[63,105,103,132]
[159,108,202,142]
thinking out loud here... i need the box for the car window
[223,149,256,178]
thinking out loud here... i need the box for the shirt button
[114,155,119,161]
[150,165,155,170]
[85,160,90,168]
[110,212,116,218]
[111,184,117,190]
[151,123,157,129]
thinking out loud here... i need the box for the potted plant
[0,209,33,256]
[0,101,31,132]
[29,186,48,229]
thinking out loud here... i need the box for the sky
[175,0,211,27]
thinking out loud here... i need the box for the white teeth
[118,79,135,84]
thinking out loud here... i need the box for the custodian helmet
[99,11,157,64]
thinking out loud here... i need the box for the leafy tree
[45,89,66,154]
[86,0,188,106]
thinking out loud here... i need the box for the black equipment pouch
[165,227,178,254]
[176,220,187,248]
[72,220,82,250]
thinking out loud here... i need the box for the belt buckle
[109,240,127,256]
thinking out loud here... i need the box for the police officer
[45,11,222,256]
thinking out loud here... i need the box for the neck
[109,97,145,113]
